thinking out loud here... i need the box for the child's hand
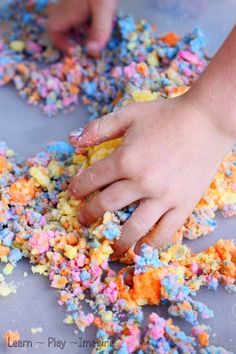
[69,94,233,257]
[47,0,118,56]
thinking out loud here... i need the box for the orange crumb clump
[161,32,180,46]
[137,62,148,77]
[0,156,11,173]
[0,245,10,257]
[131,268,161,305]
[198,332,209,347]
[8,178,36,205]
[3,331,20,346]
[116,268,161,306]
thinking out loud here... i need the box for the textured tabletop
[0,1,236,353]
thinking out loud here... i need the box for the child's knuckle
[97,193,111,211]
[130,219,147,235]
[116,149,129,174]
[86,170,98,188]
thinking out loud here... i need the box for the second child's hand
[47,0,118,56]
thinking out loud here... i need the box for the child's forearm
[187,25,236,142]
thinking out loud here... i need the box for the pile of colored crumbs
[0,0,207,117]
[0,1,236,353]
[0,129,235,352]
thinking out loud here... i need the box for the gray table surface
[0,0,236,353]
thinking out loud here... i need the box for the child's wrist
[185,85,235,147]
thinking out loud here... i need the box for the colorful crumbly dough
[0,1,236,353]
[0,125,235,353]
[0,1,207,117]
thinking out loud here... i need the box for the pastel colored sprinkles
[0,0,206,118]
[0,1,235,353]
[0,133,235,353]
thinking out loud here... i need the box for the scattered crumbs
[0,281,17,297]
[0,1,235,353]
[30,327,43,335]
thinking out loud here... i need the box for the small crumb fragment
[30,327,43,335]
[3,331,20,346]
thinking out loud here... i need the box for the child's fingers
[49,32,70,52]
[134,207,186,252]
[78,180,142,226]
[68,151,125,199]
[47,0,89,32]
[88,0,118,55]
[112,199,165,258]
[47,4,71,34]
[47,0,89,50]
[69,108,133,148]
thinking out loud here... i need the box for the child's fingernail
[76,168,83,177]
[78,211,86,225]
[70,128,84,142]
[68,179,79,197]
[87,41,100,55]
